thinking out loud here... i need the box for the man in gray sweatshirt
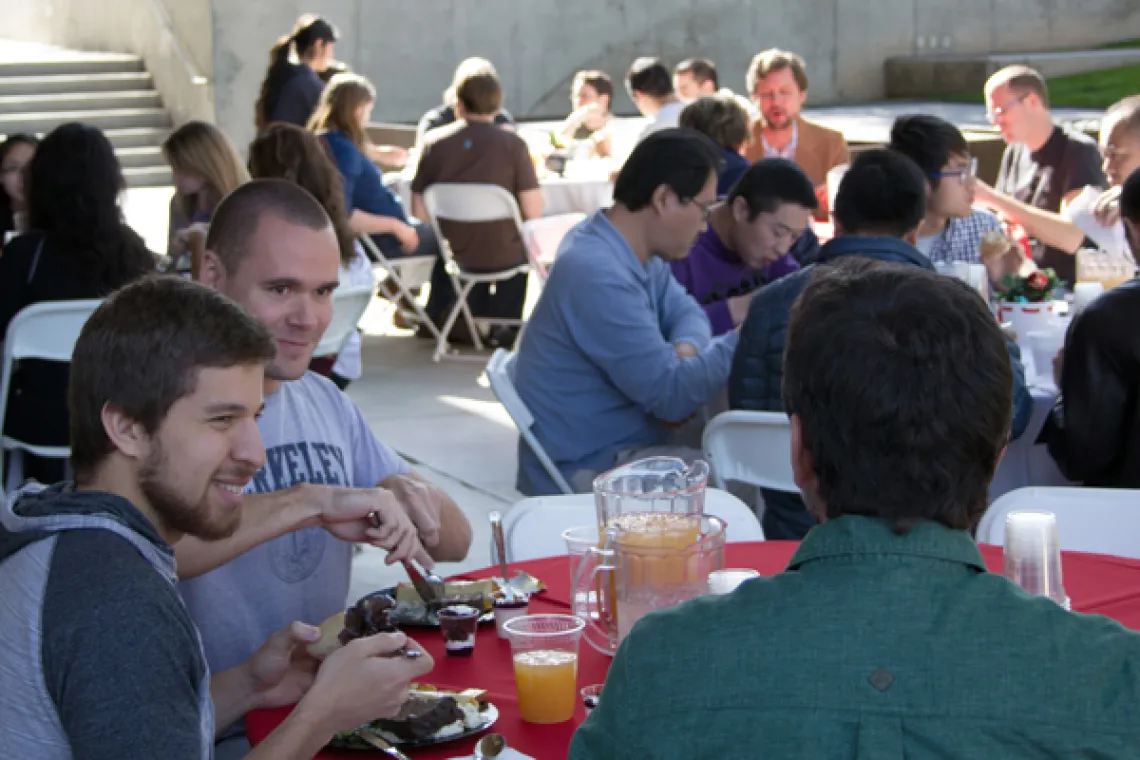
[0,276,433,759]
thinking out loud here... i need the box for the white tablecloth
[988,351,1073,502]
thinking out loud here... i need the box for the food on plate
[395,579,495,611]
[373,693,464,742]
[330,687,494,749]
[307,591,398,658]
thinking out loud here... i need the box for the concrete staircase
[0,52,172,187]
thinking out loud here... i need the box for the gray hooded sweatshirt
[0,483,214,759]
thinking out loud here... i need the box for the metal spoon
[489,511,514,600]
[473,733,507,759]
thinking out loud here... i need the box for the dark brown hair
[456,70,504,116]
[680,93,751,152]
[574,70,613,104]
[675,58,719,89]
[747,48,809,96]
[69,276,275,483]
[255,14,338,131]
[783,260,1012,533]
[248,123,356,265]
[205,178,333,275]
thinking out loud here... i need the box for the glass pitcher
[593,457,709,530]
[572,513,725,656]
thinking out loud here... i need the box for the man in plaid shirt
[889,114,1003,265]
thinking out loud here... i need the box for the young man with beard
[177,180,471,752]
[743,48,848,219]
[0,277,433,759]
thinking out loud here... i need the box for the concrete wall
[0,0,214,125]
[210,0,1140,154]
[3,0,1138,155]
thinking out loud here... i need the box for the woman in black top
[0,122,155,485]
[0,133,37,248]
[254,14,339,132]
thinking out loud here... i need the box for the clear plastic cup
[503,614,585,724]
[1003,511,1070,609]
[707,568,760,595]
[438,605,480,657]
[563,525,600,604]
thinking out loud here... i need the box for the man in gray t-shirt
[175,180,473,740]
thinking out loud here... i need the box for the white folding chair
[357,235,440,341]
[500,489,764,562]
[485,349,572,495]
[313,281,376,358]
[1,299,103,492]
[522,212,585,280]
[423,184,535,362]
[976,486,1140,558]
[702,410,800,493]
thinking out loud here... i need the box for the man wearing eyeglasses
[888,115,1005,275]
[982,65,1106,287]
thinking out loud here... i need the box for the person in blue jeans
[729,149,1034,539]
[309,73,438,263]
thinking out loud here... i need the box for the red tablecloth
[245,541,1140,760]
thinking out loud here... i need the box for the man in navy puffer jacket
[729,149,1034,539]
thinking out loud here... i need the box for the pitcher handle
[572,545,617,656]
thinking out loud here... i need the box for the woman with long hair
[0,122,156,484]
[162,120,249,271]
[249,123,373,389]
[0,133,37,247]
[308,73,437,262]
[255,14,338,131]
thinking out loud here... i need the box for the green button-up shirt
[569,516,1140,759]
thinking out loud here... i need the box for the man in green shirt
[570,260,1140,759]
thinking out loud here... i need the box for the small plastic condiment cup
[438,604,480,657]
[493,593,531,640]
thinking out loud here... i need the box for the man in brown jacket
[745,49,848,219]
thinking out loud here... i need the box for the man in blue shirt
[513,129,734,495]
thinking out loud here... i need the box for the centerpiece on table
[994,267,1061,342]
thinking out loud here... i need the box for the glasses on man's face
[987,94,1028,120]
[1103,145,1133,164]
[928,157,978,185]
[689,198,721,222]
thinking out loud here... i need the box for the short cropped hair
[783,260,1012,533]
[833,149,927,237]
[613,129,722,212]
[747,48,809,95]
[727,158,818,220]
[889,114,970,189]
[626,57,674,99]
[679,93,751,152]
[456,69,504,116]
[205,179,332,274]
[675,58,719,89]
[575,70,614,103]
[69,277,275,483]
[1105,95,1140,140]
[987,65,1049,109]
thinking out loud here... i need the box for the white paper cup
[707,568,760,595]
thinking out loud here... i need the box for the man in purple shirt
[671,158,818,334]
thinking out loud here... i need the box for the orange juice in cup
[512,649,579,723]
[503,614,585,724]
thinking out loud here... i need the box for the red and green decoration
[996,268,1061,303]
